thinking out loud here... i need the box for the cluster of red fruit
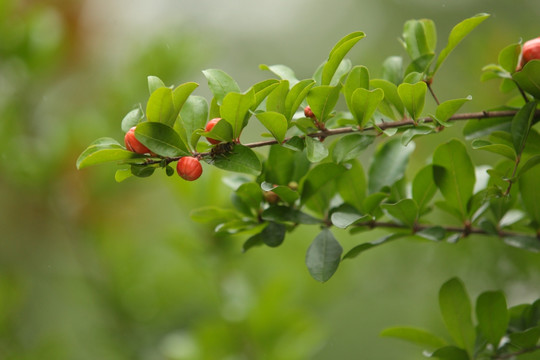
[123,118,224,181]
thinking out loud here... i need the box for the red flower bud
[304,106,315,118]
[176,156,203,181]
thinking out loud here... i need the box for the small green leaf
[381,56,403,85]
[439,277,476,356]
[401,19,437,60]
[332,134,375,164]
[435,96,472,124]
[412,165,437,213]
[259,221,287,247]
[303,136,327,163]
[256,111,288,143]
[148,75,165,95]
[517,155,540,178]
[416,226,446,241]
[322,31,365,86]
[202,69,241,105]
[463,115,511,140]
[344,65,370,110]
[519,152,540,227]
[259,64,299,86]
[284,79,315,121]
[248,79,280,112]
[146,87,176,126]
[190,206,239,224]
[266,80,289,115]
[265,144,310,185]
[220,90,256,139]
[179,95,209,150]
[513,61,540,99]
[337,160,367,210]
[476,290,509,346]
[398,81,427,120]
[200,117,233,143]
[212,144,262,176]
[236,182,263,214]
[430,346,470,360]
[381,199,418,227]
[432,13,490,76]
[261,205,322,225]
[172,82,199,115]
[508,326,540,349]
[471,139,516,161]
[76,138,145,169]
[380,326,447,349]
[300,163,346,204]
[511,101,537,154]
[121,107,144,133]
[368,138,416,194]
[114,168,133,182]
[135,121,190,157]
[343,233,405,260]
[432,139,476,221]
[305,228,343,282]
[499,42,521,73]
[306,85,342,123]
[261,183,299,204]
[350,88,384,127]
[402,126,433,146]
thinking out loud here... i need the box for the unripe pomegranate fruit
[304,106,315,118]
[125,126,152,154]
[205,118,222,145]
[518,37,540,71]
[176,156,203,181]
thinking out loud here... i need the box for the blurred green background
[1,0,540,359]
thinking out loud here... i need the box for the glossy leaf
[402,19,437,60]
[76,138,145,169]
[462,116,511,139]
[435,96,472,125]
[350,88,384,127]
[398,81,427,120]
[300,163,346,204]
[261,183,299,204]
[499,42,521,73]
[321,31,365,86]
[402,126,433,146]
[147,75,165,95]
[306,85,342,123]
[236,182,263,214]
[368,138,415,194]
[261,205,322,225]
[344,65,370,111]
[266,80,289,115]
[304,136,329,163]
[471,139,516,161]
[380,327,447,349]
[370,79,405,119]
[513,61,540,99]
[135,121,190,157]
[432,139,475,221]
[343,233,406,260]
[121,107,144,133]
[432,13,490,76]
[180,95,208,150]
[511,101,537,154]
[202,69,241,105]
[331,209,369,229]
[438,278,476,356]
[332,134,375,164]
[430,346,470,360]
[146,87,175,126]
[200,117,233,143]
[337,160,367,210]
[381,199,418,227]
[305,228,343,282]
[259,64,299,86]
[265,144,310,185]
[248,79,280,111]
[220,89,256,139]
[381,56,403,85]
[256,111,288,144]
[416,226,446,241]
[518,163,540,227]
[412,165,437,212]
[284,79,315,121]
[212,144,261,176]
[517,154,540,178]
[508,326,540,348]
[476,291,509,346]
[259,221,286,247]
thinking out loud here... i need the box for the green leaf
[402,19,437,60]
[511,101,537,154]
[236,182,263,214]
[202,69,241,105]
[350,88,384,127]
[337,160,367,209]
[258,221,287,247]
[255,111,288,144]
[519,154,540,227]
[179,95,208,150]
[172,82,199,116]
[381,56,403,85]
[368,138,415,194]
[508,326,540,349]
[513,60,540,99]
[499,42,521,73]
[248,79,280,111]
[261,183,299,204]
[305,228,343,282]
[265,144,310,185]
[300,163,346,204]
[362,192,388,215]
[266,80,289,115]
[438,277,476,356]
[435,96,472,124]
[147,75,165,95]
[284,79,315,121]
[332,134,375,164]
[402,126,434,146]
[517,155,540,178]
[416,226,446,241]
[476,290,509,346]
[344,65,370,111]
[462,115,511,139]
[261,205,322,225]
[412,165,437,213]
[114,168,133,182]
[121,107,144,133]
[471,139,516,161]
[398,81,427,120]
[306,85,342,123]
[430,346,470,360]
[381,199,418,227]
[304,136,329,163]
[380,326,447,349]
[212,144,261,176]
[432,13,490,76]
[259,64,299,86]
[220,90,256,139]
[146,87,176,126]
[76,138,145,169]
[322,31,365,86]
[190,206,239,224]
[135,121,190,157]
[406,54,435,76]
[200,117,233,143]
[432,139,475,221]
[343,233,406,260]
[330,208,369,229]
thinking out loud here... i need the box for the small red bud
[304,106,315,118]
[518,37,540,71]
[205,118,222,145]
[125,126,152,154]
[176,156,203,181]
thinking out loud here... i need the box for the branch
[493,345,540,359]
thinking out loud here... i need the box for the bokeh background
[2,0,540,359]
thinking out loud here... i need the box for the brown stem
[426,81,441,105]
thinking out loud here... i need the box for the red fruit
[304,105,315,118]
[125,126,152,154]
[205,118,222,145]
[176,156,202,181]
[518,37,540,71]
